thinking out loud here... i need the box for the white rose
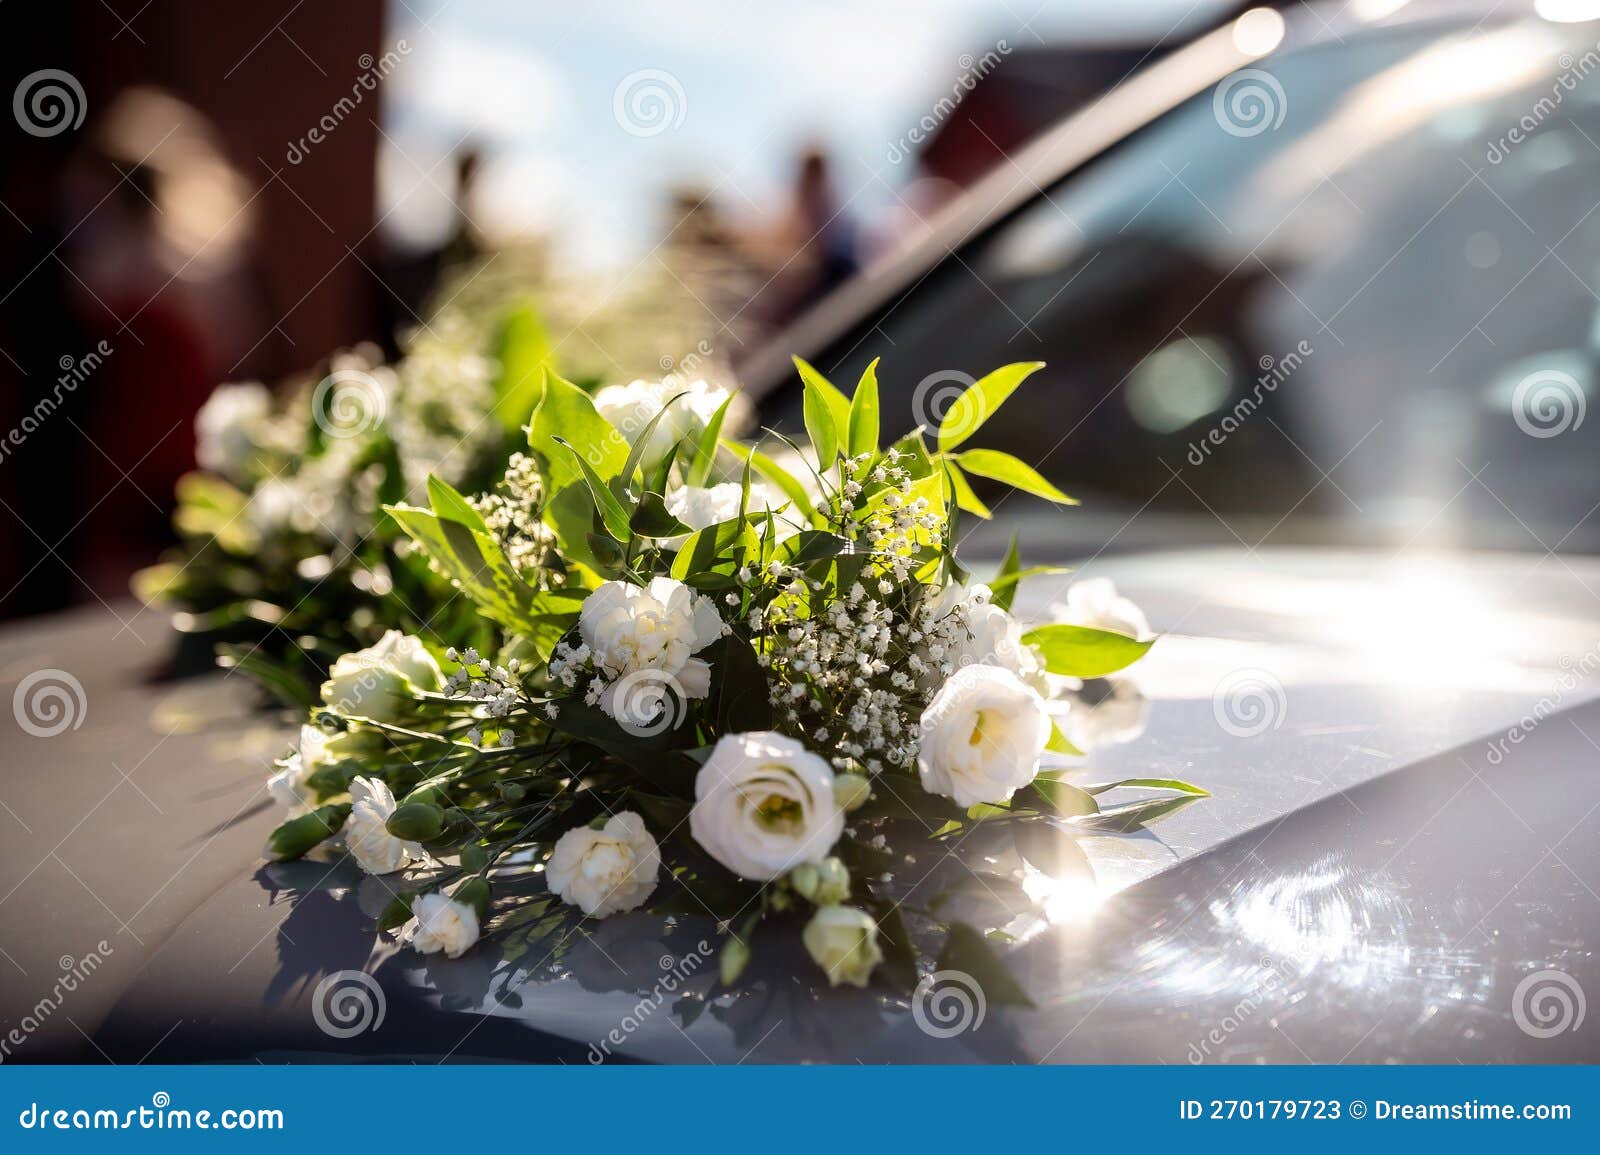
[320,630,443,722]
[929,582,1046,692]
[579,577,722,720]
[195,381,272,483]
[802,905,883,988]
[546,811,660,917]
[690,731,845,880]
[593,378,734,471]
[661,481,795,549]
[1050,577,1151,640]
[918,664,1052,807]
[345,776,426,875]
[405,891,480,958]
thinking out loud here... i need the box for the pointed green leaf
[792,356,852,433]
[1083,778,1210,797]
[426,474,489,535]
[802,372,839,467]
[686,393,735,487]
[847,357,880,458]
[553,436,634,542]
[946,461,991,519]
[936,922,1033,1008]
[1022,623,1152,678]
[956,448,1076,504]
[528,370,629,569]
[938,362,1045,452]
[491,300,556,431]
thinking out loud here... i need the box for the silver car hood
[4,547,1598,1063]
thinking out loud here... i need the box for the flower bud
[802,905,882,988]
[788,862,821,901]
[267,802,351,862]
[458,842,488,874]
[385,801,444,842]
[811,857,851,905]
[720,935,751,986]
[453,876,491,921]
[832,773,872,812]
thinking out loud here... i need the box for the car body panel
[5,545,1598,1062]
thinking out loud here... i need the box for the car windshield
[774,16,1600,554]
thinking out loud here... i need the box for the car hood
[5,547,1598,1063]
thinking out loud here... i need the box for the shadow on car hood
[7,548,1596,1062]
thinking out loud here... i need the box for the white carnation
[320,630,444,722]
[546,811,660,917]
[345,776,426,875]
[579,577,722,718]
[918,664,1052,807]
[690,731,845,880]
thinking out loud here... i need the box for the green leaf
[706,633,772,733]
[1022,623,1153,678]
[553,436,633,542]
[669,516,753,581]
[989,565,1072,610]
[946,461,991,519]
[792,356,852,435]
[937,362,1044,453]
[802,369,840,467]
[846,357,880,458]
[618,390,688,492]
[936,922,1033,1008]
[725,440,821,526]
[385,504,582,644]
[956,448,1076,505]
[862,896,918,995]
[1045,721,1083,756]
[426,474,489,536]
[528,371,629,569]
[491,300,556,431]
[1023,774,1099,817]
[776,530,849,567]
[630,492,693,539]
[1083,778,1209,797]
[686,394,734,487]
[1076,794,1200,833]
[991,533,1022,610]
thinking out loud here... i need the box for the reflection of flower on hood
[1053,677,1149,753]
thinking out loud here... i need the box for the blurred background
[8,0,1600,621]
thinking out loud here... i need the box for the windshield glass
[779,17,1600,553]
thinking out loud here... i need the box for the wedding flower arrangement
[256,355,1205,996]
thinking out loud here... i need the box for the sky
[378,0,1234,270]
